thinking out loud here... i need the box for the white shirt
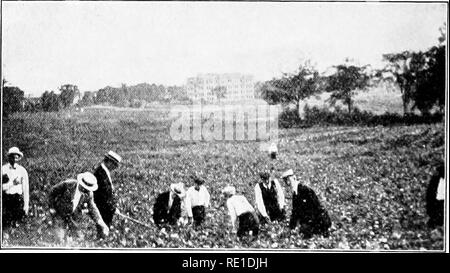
[2,163,29,196]
[72,185,82,212]
[437,178,445,201]
[101,163,114,190]
[254,179,285,218]
[226,195,255,228]
[185,185,210,217]
[290,179,300,195]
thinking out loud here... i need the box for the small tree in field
[325,63,371,113]
[2,79,25,117]
[260,61,321,116]
[59,84,80,108]
[41,90,60,112]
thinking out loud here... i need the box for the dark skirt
[237,211,259,237]
[2,193,25,228]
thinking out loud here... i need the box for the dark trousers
[290,213,331,239]
[192,206,206,226]
[267,206,285,222]
[237,212,259,238]
[428,200,444,228]
[2,193,24,228]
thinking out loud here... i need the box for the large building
[186,73,255,103]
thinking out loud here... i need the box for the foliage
[58,84,80,108]
[41,91,61,112]
[279,105,444,128]
[1,108,445,250]
[380,26,446,115]
[2,82,25,117]
[259,61,321,114]
[324,63,371,113]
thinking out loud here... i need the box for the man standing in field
[281,169,331,239]
[48,172,109,242]
[2,147,30,228]
[153,182,186,227]
[185,176,210,228]
[426,163,445,230]
[222,185,259,239]
[254,172,286,224]
[93,151,122,237]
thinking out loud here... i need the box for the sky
[2,1,447,97]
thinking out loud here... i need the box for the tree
[79,91,96,106]
[41,91,60,112]
[381,24,446,115]
[211,86,227,103]
[381,51,416,115]
[59,84,80,108]
[325,62,371,113]
[260,61,321,116]
[2,80,25,117]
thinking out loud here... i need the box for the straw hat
[170,182,186,198]
[281,169,294,179]
[7,147,23,159]
[222,185,236,196]
[77,172,98,192]
[105,151,122,165]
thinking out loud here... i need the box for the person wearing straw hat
[254,171,286,224]
[185,176,210,227]
[93,150,122,234]
[281,169,331,239]
[48,172,109,241]
[222,185,259,239]
[2,147,29,228]
[153,182,186,227]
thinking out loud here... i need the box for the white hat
[170,182,186,198]
[7,147,23,159]
[222,185,236,196]
[77,172,98,192]
[105,151,122,164]
[269,142,278,153]
[281,169,294,179]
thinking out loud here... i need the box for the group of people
[1,145,446,245]
[153,168,332,240]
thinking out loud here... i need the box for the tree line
[2,82,190,117]
[257,25,446,125]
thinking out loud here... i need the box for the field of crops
[1,106,445,250]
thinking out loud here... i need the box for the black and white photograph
[1,0,448,253]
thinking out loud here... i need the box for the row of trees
[258,25,446,118]
[81,83,189,107]
[2,81,79,116]
[2,81,190,116]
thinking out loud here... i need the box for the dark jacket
[153,191,182,227]
[426,164,445,228]
[290,183,331,237]
[48,179,104,226]
[93,164,117,227]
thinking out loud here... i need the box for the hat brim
[79,181,98,192]
[77,175,98,192]
[105,155,120,165]
[8,152,23,159]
